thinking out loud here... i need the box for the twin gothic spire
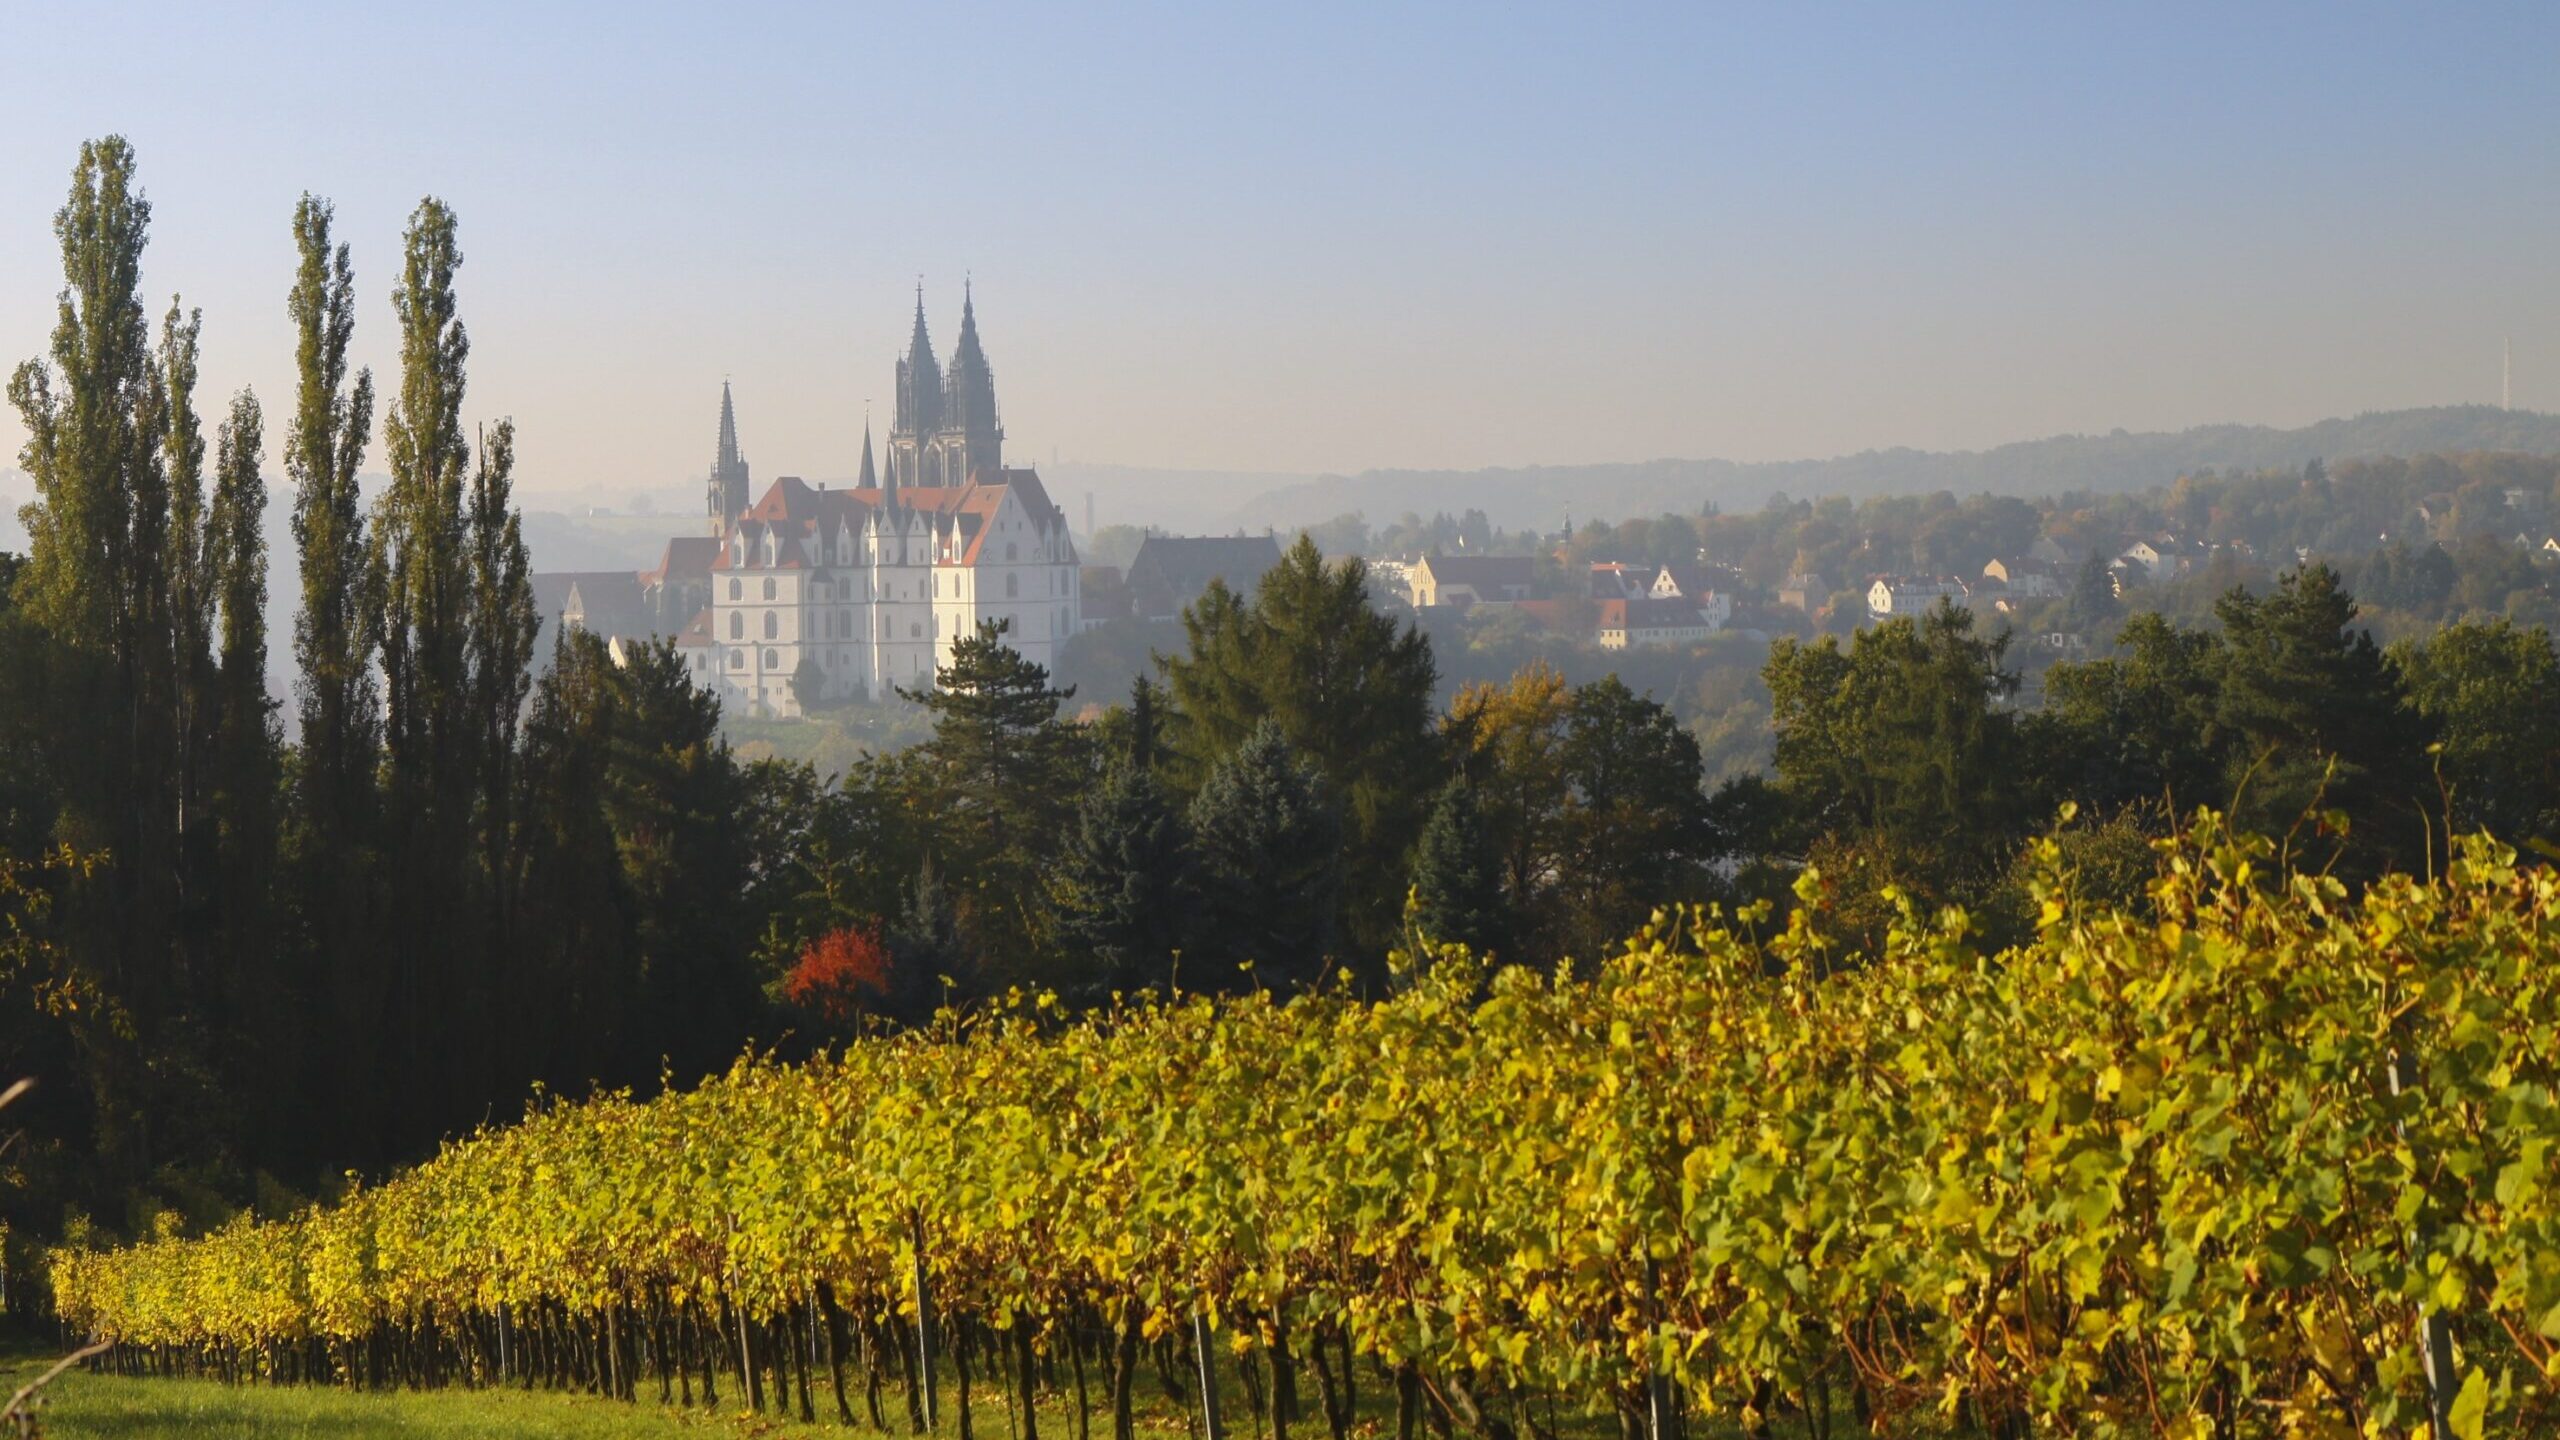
[712,282,1003,522]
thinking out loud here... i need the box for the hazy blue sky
[3,2,2556,499]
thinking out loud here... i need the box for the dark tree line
[1739,566,2560,939]
[0,142,784,1235]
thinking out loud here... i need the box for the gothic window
[1006,573,1018,598]
[931,615,940,638]
[729,612,743,640]
[763,611,778,640]
[763,649,778,670]
[728,578,742,601]
[728,648,744,669]
[763,578,777,601]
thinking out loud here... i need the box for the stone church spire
[708,380,751,535]
[858,413,879,490]
[945,278,1000,443]
[895,283,942,440]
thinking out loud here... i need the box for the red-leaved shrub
[784,923,893,1023]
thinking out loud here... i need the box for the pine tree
[899,618,1082,977]
[1162,536,1437,962]
[1188,720,1339,993]
[887,856,966,1023]
[1407,779,1505,958]
[2213,565,2433,870]
[1051,762,1199,1004]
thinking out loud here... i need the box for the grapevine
[46,820,2560,1437]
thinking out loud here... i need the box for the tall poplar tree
[156,301,209,1006]
[207,390,287,1147]
[6,138,181,1177]
[284,193,379,1160]
[373,196,484,1136]
[464,417,537,924]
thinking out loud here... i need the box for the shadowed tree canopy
[1408,778,1507,959]
[1162,534,1437,958]
[1189,719,1341,993]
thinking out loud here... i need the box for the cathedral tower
[887,283,1004,489]
[707,381,751,535]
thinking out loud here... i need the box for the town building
[1411,554,1533,609]
[1775,572,1830,613]
[1867,575,1969,619]
[1124,534,1286,621]
[1597,597,1722,650]
[1980,556,2064,599]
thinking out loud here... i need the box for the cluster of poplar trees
[0,140,770,1216]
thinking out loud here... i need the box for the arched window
[728,648,744,669]
[728,578,742,601]
[729,612,743,639]
[763,649,778,670]
[763,611,778,640]
[763,578,777,601]
[931,615,940,638]
[1006,573,1018,598]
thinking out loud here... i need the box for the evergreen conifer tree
[1188,720,1340,993]
[1161,535,1436,961]
[1051,762,1199,1004]
[899,618,1082,975]
[1407,778,1505,957]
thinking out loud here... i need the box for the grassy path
[3,1342,909,1438]
[1,1339,1713,1440]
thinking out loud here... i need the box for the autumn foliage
[782,923,893,1022]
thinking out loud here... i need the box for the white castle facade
[669,287,1081,718]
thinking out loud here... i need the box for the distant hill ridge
[1217,405,2560,534]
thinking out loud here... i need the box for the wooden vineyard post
[2389,1050,2458,1440]
[1193,1311,1227,1440]
[915,1214,941,1432]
